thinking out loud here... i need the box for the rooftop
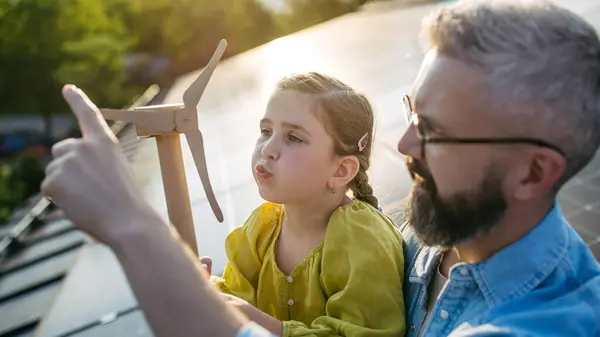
[1,0,599,336]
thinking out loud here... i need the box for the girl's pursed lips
[255,164,273,179]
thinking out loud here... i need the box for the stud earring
[331,183,336,194]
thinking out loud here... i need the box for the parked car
[0,130,54,161]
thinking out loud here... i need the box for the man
[42,1,600,337]
[398,0,600,336]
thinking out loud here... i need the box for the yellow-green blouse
[212,199,406,337]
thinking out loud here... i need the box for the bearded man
[398,1,600,336]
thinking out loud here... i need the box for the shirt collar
[409,245,443,284]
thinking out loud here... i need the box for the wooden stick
[155,134,199,256]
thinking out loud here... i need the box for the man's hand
[39,85,253,337]
[41,85,159,245]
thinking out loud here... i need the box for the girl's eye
[260,128,272,137]
[287,133,303,143]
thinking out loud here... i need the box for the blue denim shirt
[402,203,600,336]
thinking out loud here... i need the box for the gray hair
[421,0,600,187]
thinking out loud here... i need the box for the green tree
[277,0,366,35]
[0,0,136,136]
[116,0,278,84]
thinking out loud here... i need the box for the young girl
[210,72,405,337]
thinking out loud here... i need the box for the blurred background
[0,0,391,224]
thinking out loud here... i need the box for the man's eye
[260,128,272,137]
[421,121,443,137]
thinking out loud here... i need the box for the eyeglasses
[401,94,565,158]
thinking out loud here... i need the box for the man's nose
[397,126,422,160]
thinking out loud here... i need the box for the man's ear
[329,155,360,190]
[512,149,565,200]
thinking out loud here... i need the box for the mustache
[406,156,430,180]
[405,156,438,196]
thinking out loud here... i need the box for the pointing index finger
[62,85,113,139]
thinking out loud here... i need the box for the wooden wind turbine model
[99,40,227,256]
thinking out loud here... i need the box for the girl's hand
[200,256,213,276]
[220,294,283,336]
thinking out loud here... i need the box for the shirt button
[440,309,449,320]
[287,299,294,306]
[460,268,470,276]
[409,324,415,331]
[286,276,293,283]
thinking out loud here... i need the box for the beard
[404,156,507,248]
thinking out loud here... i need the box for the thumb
[200,256,213,275]
[62,85,113,140]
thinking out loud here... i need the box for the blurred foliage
[0,0,137,131]
[0,154,45,224]
[0,0,365,223]
[278,0,366,35]
[0,0,366,124]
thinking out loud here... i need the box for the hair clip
[358,133,368,152]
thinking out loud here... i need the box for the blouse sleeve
[282,206,406,337]
[212,203,281,306]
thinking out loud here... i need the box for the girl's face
[252,90,338,204]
